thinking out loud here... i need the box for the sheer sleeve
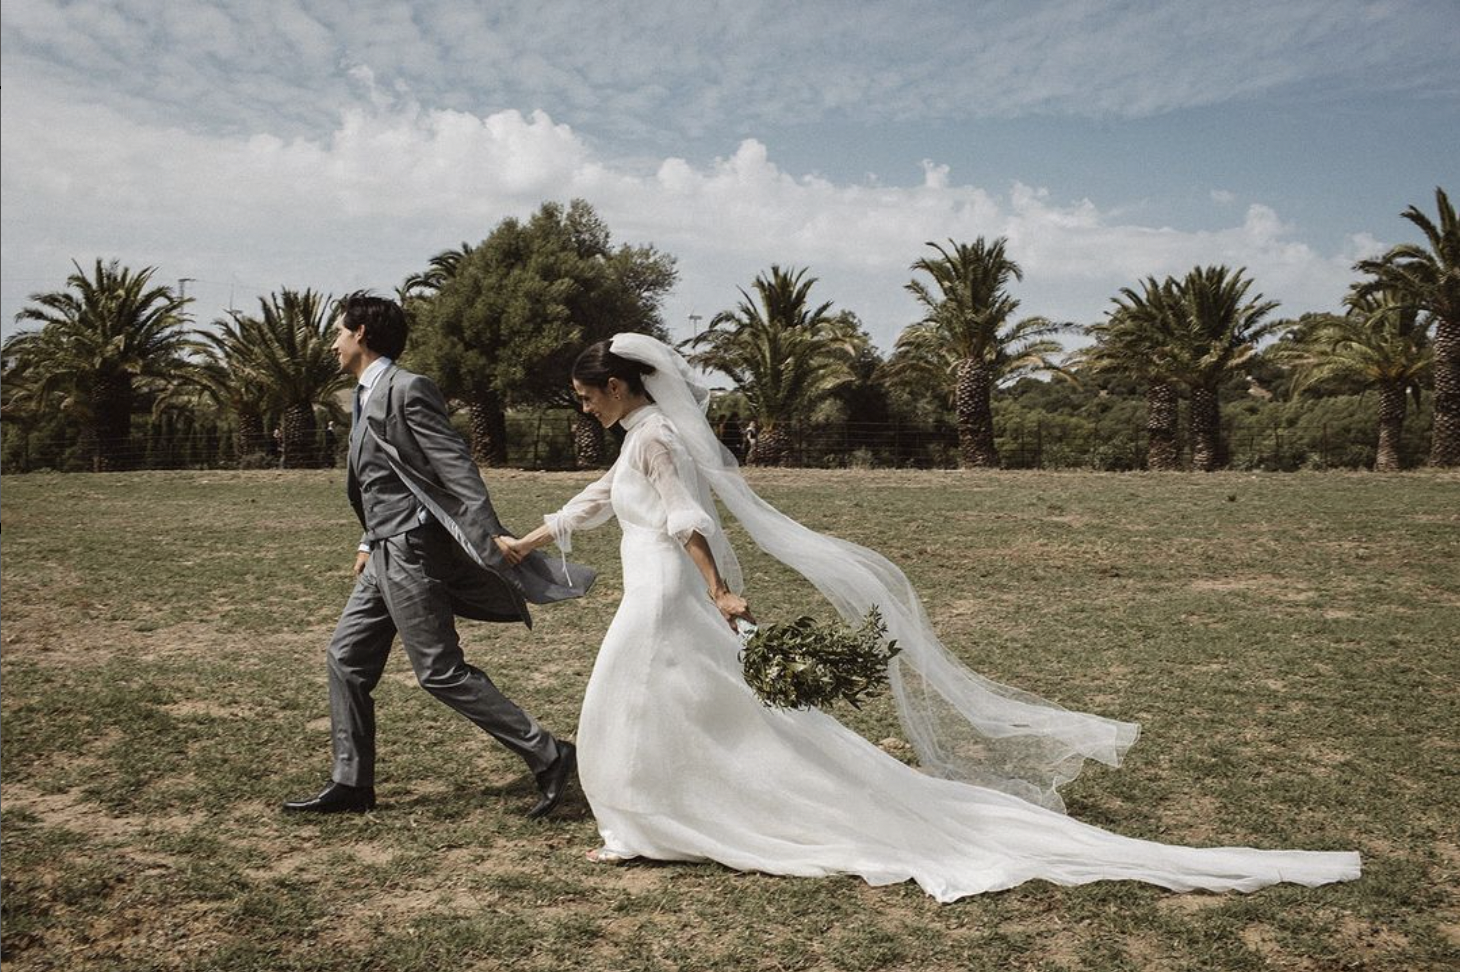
[544,466,616,552]
[641,425,716,544]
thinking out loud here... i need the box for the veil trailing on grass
[609,333,1139,812]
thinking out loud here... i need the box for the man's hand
[494,535,528,566]
[354,550,370,576]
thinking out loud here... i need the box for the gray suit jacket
[346,364,595,627]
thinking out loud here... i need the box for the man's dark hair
[338,291,408,359]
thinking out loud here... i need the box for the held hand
[494,535,528,566]
[353,550,370,576]
[711,588,754,630]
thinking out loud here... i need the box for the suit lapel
[349,364,396,473]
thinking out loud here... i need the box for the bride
[498,333,1360,902]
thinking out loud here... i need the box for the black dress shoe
[281,781,376,814]
[527,741,577,819]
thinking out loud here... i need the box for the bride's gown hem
[551,404,1360,904]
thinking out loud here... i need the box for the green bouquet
[737,607,901,711]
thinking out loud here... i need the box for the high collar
[619,402,658,431]
[357,356,394,394]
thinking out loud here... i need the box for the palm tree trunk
[1145,382,1180,471]
[752,425,793,466]
[1375,380,1407,472]
[91,373,133,472]
[235,408,265,460]
[1429,315,1459,467]
[467,389,509,466]
[573,411,606,468]
[280,403,317,469]
[1189,385,1223,472]
[956,359,999,468]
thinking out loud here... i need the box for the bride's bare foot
[586,847,628,864]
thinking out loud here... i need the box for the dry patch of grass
[3,468,1458,971]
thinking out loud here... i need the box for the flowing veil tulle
[609,333,1139,811]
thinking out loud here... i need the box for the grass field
[2,468,1457,972]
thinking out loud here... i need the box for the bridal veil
[609,333,1139,812]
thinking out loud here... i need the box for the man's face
[332,318,368,376]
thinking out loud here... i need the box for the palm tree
[687,266,862,465]
[891,238,1068,468]
[1079,277,1186,470]
[1277,289,1432,472]
[1164,266,1281,471]
[202,289,349,467]
[1356,187,1459,466]
[402,242,475,298]
[3,259,194,471]
[192,314,274,459]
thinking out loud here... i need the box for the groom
[283,293,592,817]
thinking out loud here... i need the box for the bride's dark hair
[573,339,656,398]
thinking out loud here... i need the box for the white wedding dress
[543,402,1359,903]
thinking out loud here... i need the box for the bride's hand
[711,588,754,629]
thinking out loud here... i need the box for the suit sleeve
[401,374,506,536]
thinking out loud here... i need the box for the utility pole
[688,313,703,339]
[177,277,196,301]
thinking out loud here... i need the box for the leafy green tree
[3,259,194,470]
[890,238,1068,468]
[687,266,864,466]
[1356,187,1459,466]
[1080,277,1186,470]
[410,200,675,466]
[1275,288,1432,471]
[1163,266,1281,471]
[525,204,675,467]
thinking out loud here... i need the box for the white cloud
[3,95,1369,352]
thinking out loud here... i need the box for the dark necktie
[350,385,367,459]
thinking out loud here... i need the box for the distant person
[743,419,759,464]
[323,421,338,467]
[281,293,593,817]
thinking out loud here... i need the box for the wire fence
[1,409,1436,474]
[776,416,1433,472]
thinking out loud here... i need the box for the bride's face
[574,378,632,428]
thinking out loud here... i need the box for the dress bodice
[545,405,715,552]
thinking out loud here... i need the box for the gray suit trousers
[326,523,559,788]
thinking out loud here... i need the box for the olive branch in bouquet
[738,607,901,711]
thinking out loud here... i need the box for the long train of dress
[573,521,1360,903]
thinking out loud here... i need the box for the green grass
[2,467,1457,971]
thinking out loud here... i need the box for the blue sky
[3,0,1457,353]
